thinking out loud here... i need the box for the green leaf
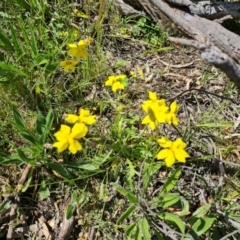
[159,212,185,234]
[0,153,20,164]
[192,204,211,218]
[35,110,46,136]
[21,171,33,192]
[17,149,35,164]
[160,168,181,194]
[44,108,54,140]
[126,193,138,204]
[48,162,73,179]
[72,191,78,203]
[39,180,50,200]
[0,201,11,213]
[0,27,14,51]
[0,62,28,77]
[111,183,138,203]
[141,217,151,240]
[179,197,190,216]
[65,162,98,171]
[157,193,181,208]
[126,223,137,236]
[20,131,41,150]
[117,204,136,224]
[13,108,27,131]
[142,161,163,190]
[99,181,105,201]
[191,215,216,236]
[115,59,127,67]
[13,0,31,10]
[66,203,75,220]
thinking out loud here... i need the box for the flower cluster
[142,91,179,130]
[157,137,189,167]
[141,91,189,167]
[105,74,127,92]
[53,109,96,154]
[60,38,92,72]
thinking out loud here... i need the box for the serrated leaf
[159,212,185,234]
[192,204,211,218]
[117,204,136,224]
[141,217,151,240]
[191,215,216,236]
[66,203,75,220]
[39,180,50,200]
[160,168,181,194]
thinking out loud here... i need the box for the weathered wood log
[116,0,240,87]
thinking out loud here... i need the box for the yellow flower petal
[105,78,114,86]
[60,125,71,135]
[79,109,96,125]
[149,91,157,101]
[174,149,189,163]
[157,149,171,160]
[116,74,126,81]
[68,43,77,48]
[157,137,172,148]
[142,115,150,125]
[70,123,88,139]
[65,114,79,124]
[173,138,187,149]
[68,139,83,154]
[164,152,176,167]
[170,101,179,113]
[53,141,69,153]
[112,81,124,92]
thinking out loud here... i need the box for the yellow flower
[65,108,96,125]
[142,92,167,109]
[53,123,88,154]
[141,92,169,130]
[157,137,190,167]
[59,59,78,72]
[166,101,179,125]
[67,39,90,59]
[105,74,126,92]
[142,103,168,130]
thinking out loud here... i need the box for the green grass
[1,0,240,239]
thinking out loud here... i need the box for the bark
[116,0,240,87]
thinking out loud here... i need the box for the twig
[6,201,18,240]
[58,210,75,240]
[169,88,235,103]
[219,230,240,240]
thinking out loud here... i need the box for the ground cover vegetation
[0,0,240,239]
